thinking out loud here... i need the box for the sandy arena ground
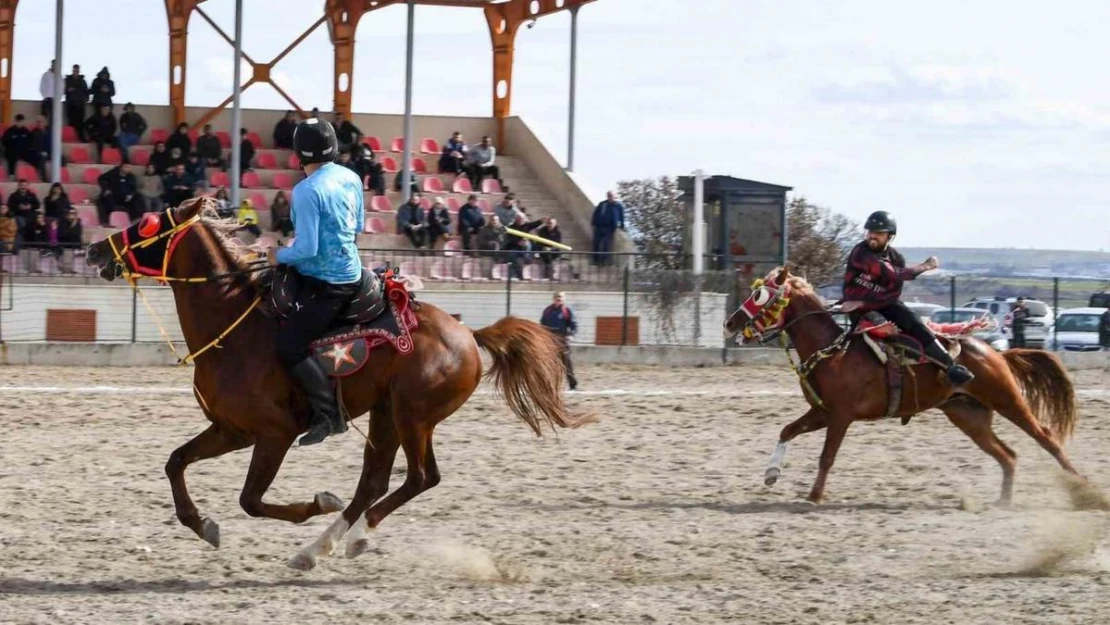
[2,363,1110,624]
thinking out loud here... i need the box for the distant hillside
[901,247,1110,280]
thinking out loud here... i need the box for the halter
[105,207,262,367]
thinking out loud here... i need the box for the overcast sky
[10,0,1108,250]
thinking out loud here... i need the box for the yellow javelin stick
[505,227,573,251]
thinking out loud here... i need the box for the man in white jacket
[39,60,59,118]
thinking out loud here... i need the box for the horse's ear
[775,265,792,285]
[175,196,208,221]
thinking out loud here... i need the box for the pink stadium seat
[151,128,170,144]
[381,157,398,174]
[69,146,92,164]
[76,203,98,226]
[412,158,428,174]
[129,147,151,167]
[443,239,461,256]
[477,198,492,213]
[250,193,268,209]
[0,254,21,274]
[390,137,405,152]
[82,167,100,185]
[419,197,432,210]
[68,186,90,204]
[62,125,78,142]
[452,178,472,194]
[429,260,457,281]
[210,171,230,187]
[101,147,123,165]
[247,132,263,149]
[522,264,546,281]
[258,152,278,169]
[481,178,502,194]
[420,138,439,154]
[109,211,131,229]
[399,261,418,277]
[16,163,40,182]
[273,172,294,190]
[364,216,387,234]
[363,136,383,152]
[287,153,300,170]
[371,196,393,212]
[490,263,509,281]
[216,131,232,149]
[241,171,261,188]
[58,168,71,184]
[422,177,444,193]
[446,197,461,213]
[188,128,199,144]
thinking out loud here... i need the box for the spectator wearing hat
[540,292,579,391]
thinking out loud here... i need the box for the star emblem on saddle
[323,342,357,368]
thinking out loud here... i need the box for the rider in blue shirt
[266,117,364,446]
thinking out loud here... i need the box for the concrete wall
[0,283,728,348]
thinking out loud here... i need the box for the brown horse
[85,197,590,570]
[723,266,1082,505]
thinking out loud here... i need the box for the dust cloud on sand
[2,363,1110,624]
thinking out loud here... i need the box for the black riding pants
[276,272,360,369]
[872,302,946,360]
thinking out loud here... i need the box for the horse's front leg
[238,434,345,524]
[765,407,827,486]
[165,424,250,548]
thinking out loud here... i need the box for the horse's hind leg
[165,424,250,548]
[765,408,826,487]
[238,435,346,524]
[942,397,1016,505]
[980,390,1078,476]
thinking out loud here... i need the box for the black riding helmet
[293,118,339,165]
[864,210,897,235]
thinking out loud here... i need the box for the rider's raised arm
[276,186,320,264]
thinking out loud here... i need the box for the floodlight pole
[50,0,64,184]
[401,0,416,203]
[229,0,244,208]
[566,4,579,172]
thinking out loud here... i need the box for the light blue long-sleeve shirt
[275,162,364,284]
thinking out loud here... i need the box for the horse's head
[723,266,796,343]
[86,197,212,282]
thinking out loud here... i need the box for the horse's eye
[752,287,771,307]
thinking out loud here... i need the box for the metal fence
[1,247,1106,351]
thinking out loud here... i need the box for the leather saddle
[267,265,388,334]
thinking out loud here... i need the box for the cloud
[813,64,1019,104]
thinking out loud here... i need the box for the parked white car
[1046,307,1108,352]
[964,297,1053,348]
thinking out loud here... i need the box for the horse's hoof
[764,468,781,487]
[314,492,345,514]
[200,518,220,549]
[345,539,370,559]
[287,552,317,571]
[994,498,1013,509]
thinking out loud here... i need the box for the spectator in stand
[397,193,427,249]
[591,190,625,266]
[23,212,48,248]
[57,207,84,250]
[534,217,563,279]
[1,115,33,180]
[64,64,89,141]
[494,193,518,228]
[117,103,147,163]
[476,214,506,258]
[40,60,59,118]
[236,198,261,239]
[97,163,142,223]
[140,164,165,213]
[238,128,255,174]
[7,180,41,227]
[438,131,467,175]
[273,111,297,150]
[167,122,192,156]
[504,212,543,279]
[84,104,118,162]
[353,147,384,194]
[43,183,71,221]
[393,170,418,195]
[333,112,362,154]
[0,204,18,253]
[539,292,578,391]
[465,135,499,190]
[30,116,52,182]
[90,67,115,111]
[149,141,171,175]
[213,187,232,218]
[310,107,321,119]
[271,191,293,238]
[166,146,187,171]
[457,194,485,254]
[162,163,194,208]
[426,197,452,248]
[185,152,207,191]
[337,151,355,172]
[196,124,224,171]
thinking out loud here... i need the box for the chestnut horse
[723,266,1082,505]
[85,197,590,570]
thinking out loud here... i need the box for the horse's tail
[1002,349,1078,442]
[472,316,594,436]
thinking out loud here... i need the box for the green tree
[617,176,685,270]
[786,197,859,286]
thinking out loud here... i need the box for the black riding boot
[923,338,975,386]
[290,357,349,446]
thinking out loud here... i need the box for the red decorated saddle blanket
[311,275,420,378]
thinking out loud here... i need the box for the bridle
[104,207,264,367]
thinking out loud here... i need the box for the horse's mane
[176,198,270,297]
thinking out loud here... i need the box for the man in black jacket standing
[1010,297,1029,349]
[540,292,579,391]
